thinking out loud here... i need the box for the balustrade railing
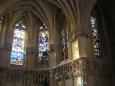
[0,57,114,86]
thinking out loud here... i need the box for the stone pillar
[49,25,59,66]
[0,16,12,68]
[25,22,38,68]
[77,32,94,58]
[49,44,57,67]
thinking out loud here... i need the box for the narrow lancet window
[61,30,68,60]
[38,24,49,62]
[90,15,100,57]
[10,21,26,65]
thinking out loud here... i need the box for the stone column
[77,32,94,58]
[49,26,59,66]
[0,16,12,68]
[49,44,57,67]
[25,22,38,68]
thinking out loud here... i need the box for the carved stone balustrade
[0,67,49,86]
[0,57,114,86]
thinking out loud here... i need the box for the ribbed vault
[48,0,98,33]
[0,0,99,34]
[0,0,58,34]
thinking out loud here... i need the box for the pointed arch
[10,21,26,65]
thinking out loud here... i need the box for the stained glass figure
[38,24,49,62]
[90,16,100,56]
[10,22,26,65]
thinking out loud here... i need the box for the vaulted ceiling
[0,0,97,30]
[0,0,114,34]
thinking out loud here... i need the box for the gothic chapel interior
[0,0,115,86]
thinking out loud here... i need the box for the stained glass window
[0,18,3,47]
[61,30,68,60]
[10,21,26,65]
[90,16,100,56]
[38,24,49,62]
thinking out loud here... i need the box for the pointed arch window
[0,17,4,48]
[61,30,68,60]
[0,18,2,30]
[90,11,100,57]
[38,24,49,62]
[10,21,26,65]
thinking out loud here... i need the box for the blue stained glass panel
[10,28,25,65]
[90,16,100,56]
[38,25,49,62]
